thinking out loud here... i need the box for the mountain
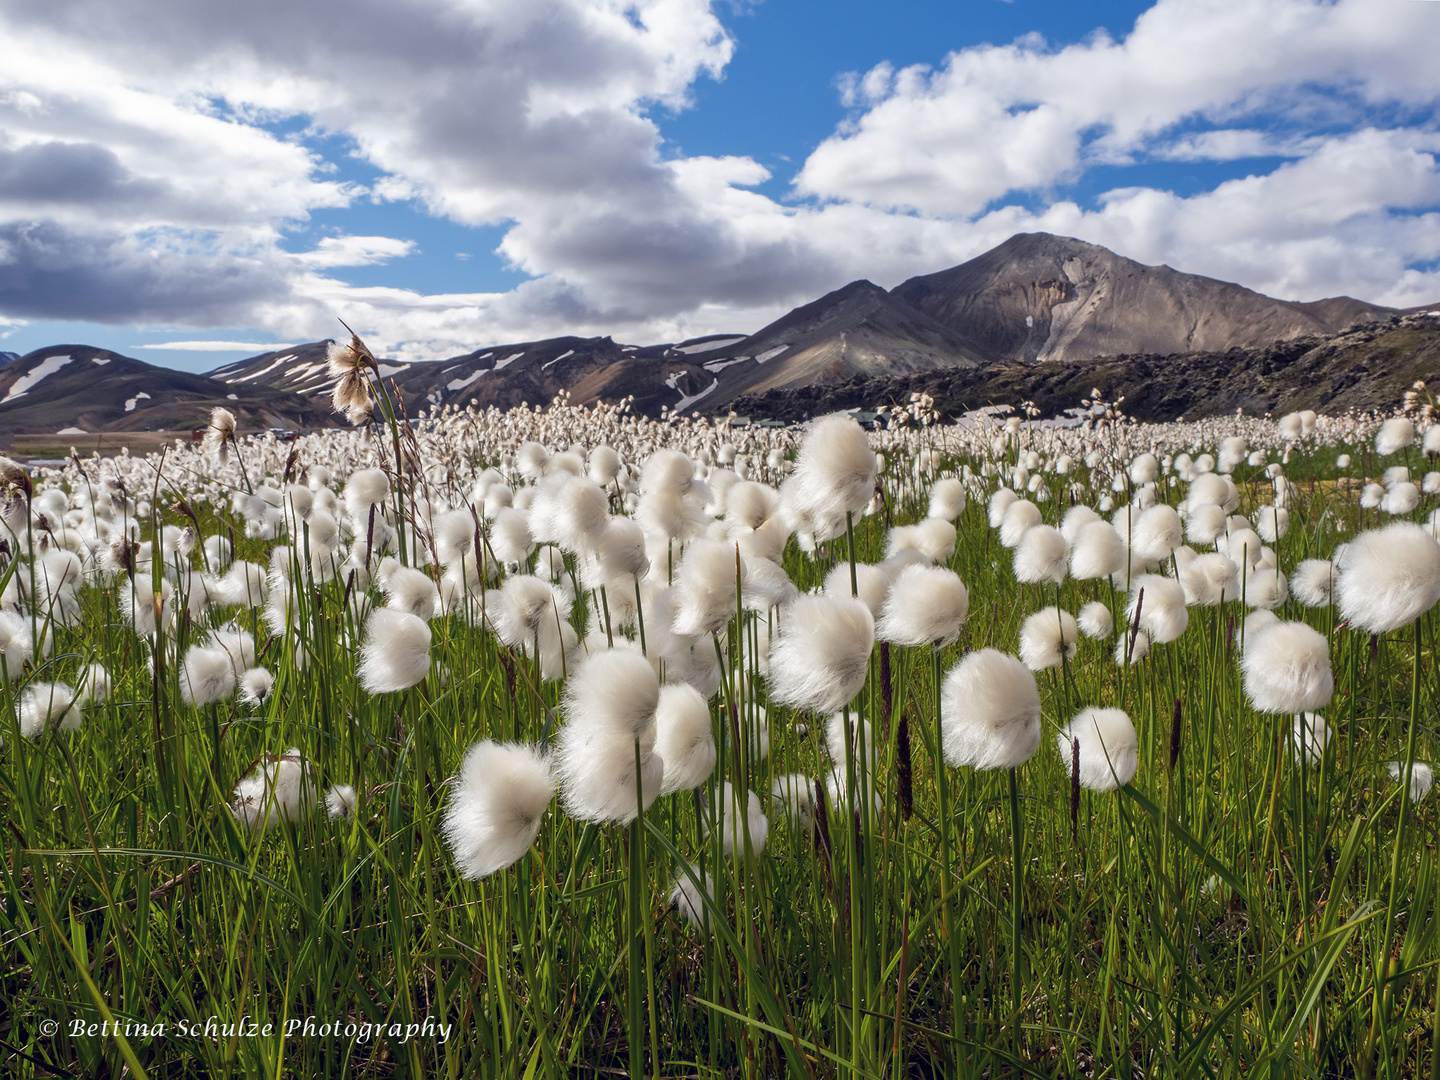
[208,280,990,419]
[891,233,1401,366]
[645,279,987,412]
[731,310,1440,424]
[0,351,18,368]
[3,232,1436,435]
[0,345,335,437]
[208,335,716,418]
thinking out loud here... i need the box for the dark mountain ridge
[2,232,1434,436]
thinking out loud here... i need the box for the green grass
[2,416,1438,1079]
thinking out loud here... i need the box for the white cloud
[296,236,416,269]
[140,340,297,351]
[798,0,1440,214]
[0,0,1435,359]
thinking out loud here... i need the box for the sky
[0,0,1437,373]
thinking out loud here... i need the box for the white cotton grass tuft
[783,414,876,541]
[1244,568,1288,610]
[1013,524,1069,585]
[1290,713,1330,767]
[1186,504,1228,544]
[670,864,716,930]
[767,594,874,714]
[740,555,798,612]
[913,518,957,563]
[1116,630,1150,665]
[1069,521,1125,580]
[343,468,390,521]
[488,508,535,567]
[1059,505,1101,546]
[1382,482,1421,515]
[1241,620,1333,714]
[826,711,876,773]
[940,649,1041,770]
[489,574,572,651]
[1131,505,1183,564]
[655,683,717,794]
[120,577,174,636]
[1129,453,1159,485]
[528,473,609,554]
[239,667,274,705]
[214,560,267,608]
[441,740,555,878]
[771,773,816,831]
[1388,761,1435,803]
[713,782,768,858]
[1077,601,1114,639]
[824,561,892,619]
[1243,610,1280,649]
[1055,707,1138,791]
[1185,472,1239,514]
[77,663,112,705]
[1179,553,1240,607]
[358,608,431,694]
[325,784,357,820]
[1127,575,1189,644]
[928,478,967,520]
[1255,506,1289,543]
[1334,522,1440,633]
[1291,559,1335,608]
[593,517,650,581]
[875,564,969,647]
[382,565,441,620]
[553,649,663,823]
[998,499,1042,548]
[179,645,237,707]
[19,681,82,738]
[670,538,742,637]
[231,750,316,830]
[1018,608,1078,671]
[1376,416,1416,456]
[589,445,622,487]
[0,609,34,680]
[988,488,1019,528]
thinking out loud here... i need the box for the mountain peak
[892,233,1399,365]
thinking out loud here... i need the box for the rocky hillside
[891,233,1400,367]
[730,312,1440,424]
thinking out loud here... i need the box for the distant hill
[0,345,335,439]
[0,351,18,368]
[3,232,1436,434]
[891,232,1401,366]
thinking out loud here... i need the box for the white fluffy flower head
[940,649,1041,770]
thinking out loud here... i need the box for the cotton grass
[442,741,555,878]
[940,649,1041,770]
[1055,708,1138,791]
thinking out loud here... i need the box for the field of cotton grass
[3,338,1440,1078]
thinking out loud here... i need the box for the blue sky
[0,0,1437,372]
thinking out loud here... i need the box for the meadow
[2,346,1438,1079]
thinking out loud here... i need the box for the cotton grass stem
[1372,615,1426,1074]
[1007,765,1024,1046]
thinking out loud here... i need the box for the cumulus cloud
[0,0,1435,359]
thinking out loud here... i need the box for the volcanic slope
[0,345,334,436]
[891,232,1402,366]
